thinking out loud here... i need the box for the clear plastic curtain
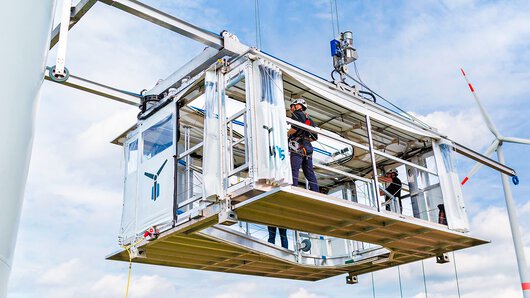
[437,142,469,232]
[203,71,223,200]
[255,60,292,185]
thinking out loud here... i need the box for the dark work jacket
[385,177,402,200]
[291,109,308,139]
[290,109,314,155]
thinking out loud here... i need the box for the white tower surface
[0,1,56,296]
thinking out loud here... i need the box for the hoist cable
[371,272,376,298]
[329,0,337,39]
[452,252,462,298]
[254,0,262,48]
[333,0,340,34]
[421,260,429,298]
[342,71,433,129]
[397,265,404,298]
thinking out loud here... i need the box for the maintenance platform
[106,44,499,282]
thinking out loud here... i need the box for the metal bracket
[436,253,450,264]
[346,272,358,284]
[129,246,147,259]
[218,197,238,225]
[222,30,250,55]
[218,210,238,226]
[51,0,73,82]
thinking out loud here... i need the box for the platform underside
[108,226,367,281]
[108,186,487,281]
[235,187,488,260]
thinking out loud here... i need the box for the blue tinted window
[142,114,173,160]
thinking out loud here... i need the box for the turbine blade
[502,137,530,145]
[157,159,168,175]
[144,172,155,179]
[461,139,499,185]
[460,68,501,138]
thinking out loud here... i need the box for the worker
[267,227,288,249]
[287,98,319,192]
[267,98,319,249]
[438,204,448,225]
[379,169,402,213]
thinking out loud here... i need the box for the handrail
[286,118,437,176]
[177,141,203,160]
[313,162,371,183]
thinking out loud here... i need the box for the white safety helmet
[291,98,307,110]
[387,169,399,176]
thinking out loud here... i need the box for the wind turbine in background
[460,68,530,298]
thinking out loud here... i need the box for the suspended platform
[107,186,487,281]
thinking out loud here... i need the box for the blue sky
[8,0,530,297]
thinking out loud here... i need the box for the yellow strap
[121,237,145,298]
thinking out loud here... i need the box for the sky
[7,0,530,297]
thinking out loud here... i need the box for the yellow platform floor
[107,186,487,281]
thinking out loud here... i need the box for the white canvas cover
[135,107,176,236]
[119,136,138,244]
[253,60,292,185]
[433,140,470,232]
[202,71,223,200]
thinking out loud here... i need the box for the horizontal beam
[286,118,436,175]
[450,141,516,176]
[146,47,229,96]
[50,0,97,49]
[313,162,371,183]
[100,0,224,49]
[45,70,141,106]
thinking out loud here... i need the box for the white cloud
[288,287,328,298]
[213,281,260,298]
[37,258,82,285]
[412,109,493,149]
[470,206,511,241]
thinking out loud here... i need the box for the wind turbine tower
[461,68,530,297]
[0,2,56,297]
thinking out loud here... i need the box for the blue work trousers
[267,226,288,249]
[291,141,319,192]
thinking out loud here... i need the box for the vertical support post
[245,61,258,182]
[365,115,381,211]
[54,0,72,76]
[0,2,56,296]
[243,111,249,166]
[217,70,228,195]
[184,126,191,201]
[497,145,530,297]
[406,161,423,219]
[229,120,234,171]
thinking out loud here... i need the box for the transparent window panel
[142,114,173,160]
[126,139,138,175]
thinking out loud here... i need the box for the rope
[452,252,462,298]
[121,237,145,298]
[421,260,429,298]
[254,0,262,48]
[334,0,340,34]
[397,265,404,298]
[329,0,337,39]
[371,272,376,298]
[342,71,433,129]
